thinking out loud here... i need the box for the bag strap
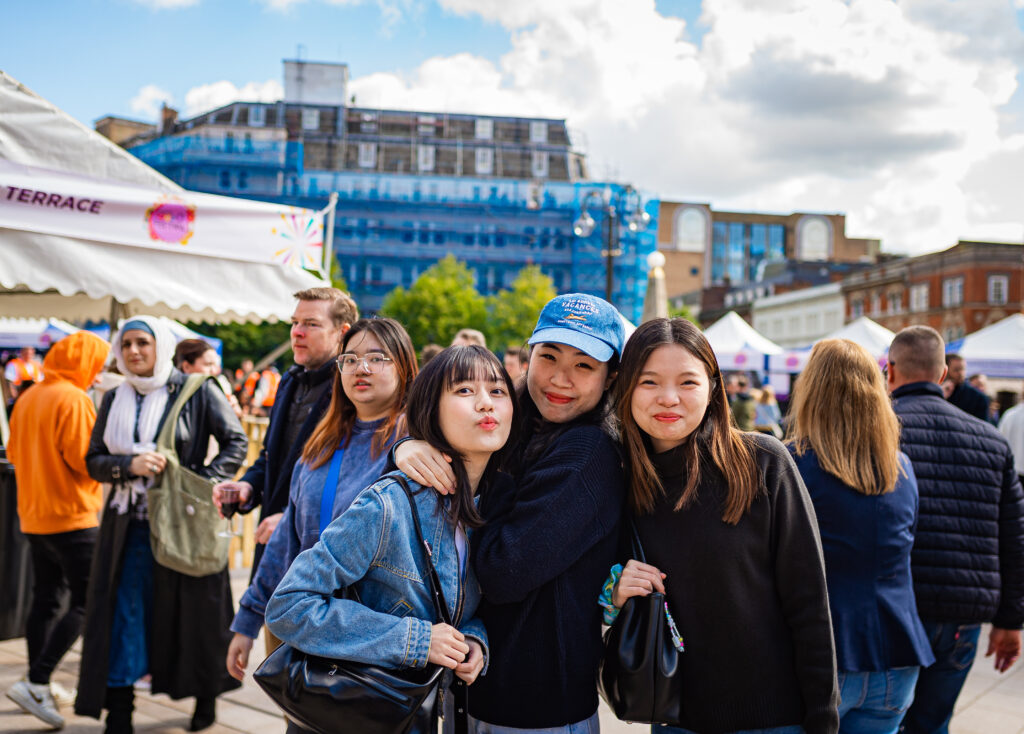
[391,474,453,626]
[629,517,646,564]
[318,446,345,536]
[155,374,210,452]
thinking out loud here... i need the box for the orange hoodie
[8,331,110,534]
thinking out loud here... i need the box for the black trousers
[25,527,97,684]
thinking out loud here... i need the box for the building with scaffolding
[107,59,657,320]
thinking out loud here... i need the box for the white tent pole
[322,192,339,281]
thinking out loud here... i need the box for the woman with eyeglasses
[224,319,416,718]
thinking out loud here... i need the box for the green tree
[486,265,556,349]
[669,302,698,325]
[184,320,291,372]
[380,254,487,348]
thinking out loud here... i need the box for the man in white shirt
[999,389,1024,485]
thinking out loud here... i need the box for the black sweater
[468,423,625,728]
[633,433,838,734]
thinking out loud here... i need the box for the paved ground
[1,568,1022,733]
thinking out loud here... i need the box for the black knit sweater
[632,433,839,734]
[468,422,625,728]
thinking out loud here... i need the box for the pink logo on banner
[145,197,195,245]
[786,355,800,369]
[734,353,748,366]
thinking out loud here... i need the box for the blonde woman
[787,339,934,734]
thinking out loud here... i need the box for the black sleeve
[471,427,625,604]
[993,449,1024,630]
[766,441,839,734]
[198,380,249,481]
[85,390,134,483]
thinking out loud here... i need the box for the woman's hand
[212,481,253,513]
[611,559,666,608]
[129,451,167,478]
[428,623,469,669]
[395,440,456,495]
[226,632,254,681]
[454,639,484,685]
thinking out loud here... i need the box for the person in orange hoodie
[5,331,109,731]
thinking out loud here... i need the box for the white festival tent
[0,317,77,349]
[768,316,896,374]
[0,71,326,325]
[703,311,784,371]
[947,314,1024,379]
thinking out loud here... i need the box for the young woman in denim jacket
[265,345,518,728]
[223,318,417,707]
[395,294,627,732]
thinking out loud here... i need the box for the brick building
[841,240,1024,341]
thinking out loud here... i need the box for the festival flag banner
[0,159,325,272]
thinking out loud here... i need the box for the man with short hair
[887,326,1024,734]
[214,287,357,574]
[6,332,110,730]
[4,345,43,400]
[503,346,527,380]
[945,353,990,421]
[451,328,487,348]
[726,373,756,431]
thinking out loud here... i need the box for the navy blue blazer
[790,446,935,672]
[241,362,334,574]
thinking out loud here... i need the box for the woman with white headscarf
[76,317,247,734]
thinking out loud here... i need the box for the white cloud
[183,79,284,117]
[354,0,1024,254]
[129,84,174,120]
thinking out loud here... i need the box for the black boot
[104,686,134,734]
[189,696,216,731]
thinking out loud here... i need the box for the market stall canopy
[0,317,77,349]
[703,311,783,370]
[0,71,327,324]
[822,316,895,358]
[86,318,222,355]
[946,314,1024,378]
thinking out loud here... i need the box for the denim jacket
[266,470,490,672]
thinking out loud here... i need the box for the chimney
[160,104,178,135]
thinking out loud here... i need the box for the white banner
[0,159,325,272]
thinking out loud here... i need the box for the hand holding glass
[217,486,242,538]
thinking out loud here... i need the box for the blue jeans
[900,622,981,734]
[838,667,919,733]
[655,726,803,734]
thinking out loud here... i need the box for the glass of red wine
[217,486,242,538]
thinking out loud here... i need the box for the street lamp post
[573,185,650,304]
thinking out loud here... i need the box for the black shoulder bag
[597,520,685,725]
[254,475,468,734]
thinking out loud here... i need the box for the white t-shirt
[998,403,1024,476]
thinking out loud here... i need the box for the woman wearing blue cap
[395,293,626,732]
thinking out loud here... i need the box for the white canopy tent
[0,71,327,324]
[948,314,1024,378]
[703,311,783,371]
[0,317,77,349]
[768,316,896,374]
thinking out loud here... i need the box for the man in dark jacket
[213,288,356,644]
[945,353,991,421]
[887,326,1024,734]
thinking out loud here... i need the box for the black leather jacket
[87,369,247,484]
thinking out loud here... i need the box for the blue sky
[5,0,1024,255]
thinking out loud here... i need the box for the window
[530,121,548,143]
[417,145,435,173]
[417,115,436,137]
[531,151,548,178]
[475,118,493,140]
[475,147,494,175]
[249,105,266,127]
[851,299,864,318]
[910,284,929,312]
[218,170,231,189]
[870,293,881,315]
[237,171,248,190]
[302,108,320,131]
[988,275,1008,305]
[674,207,709,253]
[358,143,377,169]
[360,113,378,134]
[887,291,901,314]
[942,277,964,307]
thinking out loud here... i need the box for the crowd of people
[3,286,1023,734]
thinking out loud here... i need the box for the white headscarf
[103,316,177,514]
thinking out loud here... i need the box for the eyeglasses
[337,352,393,374]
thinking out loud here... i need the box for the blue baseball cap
[527,293,625,362]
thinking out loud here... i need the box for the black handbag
[254,475,468,734]
[597,521,685,725]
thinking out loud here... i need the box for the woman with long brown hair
[787,339,932,734]
[602,317,838,734]
[223,318,417,715]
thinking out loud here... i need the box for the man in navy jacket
[887,326,1024,734]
